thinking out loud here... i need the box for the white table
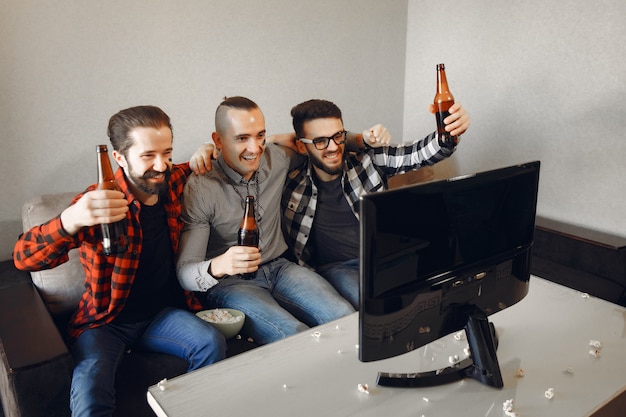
[148,277,626,416]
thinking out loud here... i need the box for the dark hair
[107,105,173,156]
[215,96,260,136]
[290,99,343,138]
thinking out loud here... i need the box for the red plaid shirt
[13,164,203,340]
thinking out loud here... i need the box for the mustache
[142,168,171,179]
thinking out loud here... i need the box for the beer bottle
[434,63,458,147]
[238,195,259,279]
[96,145,128,255]
[238,196,259,247]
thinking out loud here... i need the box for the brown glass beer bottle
[96,145,128,255]
[238,195,259,279]
[434,63,458,147]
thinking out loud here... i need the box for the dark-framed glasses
[299,130,347,150]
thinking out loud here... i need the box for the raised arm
[14,189,128,271]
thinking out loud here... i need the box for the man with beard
[13,105,226,416]
[280,99,470,309]
[176,96,355,346]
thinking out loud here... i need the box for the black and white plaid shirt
[281,131,455,267]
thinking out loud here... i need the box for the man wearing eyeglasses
[281,99,470,309]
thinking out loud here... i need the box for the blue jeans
[317,258,360,310]
[206,257,355,345]
[70,307,226,417]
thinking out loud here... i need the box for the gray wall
[0,0,408,261]
[2,0,624,262]
[403,0,626,237]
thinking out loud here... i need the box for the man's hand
[362,124,392,148]
[60,189,129,235]
[429,102,470,138]
[208,246,262,278]
[267,133,300,153]
[190,142,219,175]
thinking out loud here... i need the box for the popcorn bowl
[196,308,246,339]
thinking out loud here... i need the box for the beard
[309,149,345,177]
[127,165,171,196]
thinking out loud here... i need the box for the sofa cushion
[21,192,84,317]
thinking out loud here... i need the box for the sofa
[0,192,256,417]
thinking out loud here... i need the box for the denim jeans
[317,258,360,309]
[70,307,226,417]
[206,257,355,345]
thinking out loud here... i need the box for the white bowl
[196,308,245,339]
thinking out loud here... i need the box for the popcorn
[503,399,518,416]
[545,387,555,400]
[312,331,322,338]
[589,340,602,349]
[157,378,168,391]
[197,309,243,324]
[357,383,370,395]
[589,349,600,358]
[515,368,525,377]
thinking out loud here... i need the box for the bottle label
[238,229,259,247]
[435,110,452,133]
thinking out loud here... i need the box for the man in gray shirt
[176,96,354,345]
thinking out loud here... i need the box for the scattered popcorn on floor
[312,330,322,338]
[581,293,590,299]
[589,348,600,358]
[453,330,465,341]
[545,388,555,400]
[515,368,525,377]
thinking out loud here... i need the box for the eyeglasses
[299,130,346,150]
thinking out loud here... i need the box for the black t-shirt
[114,199,186,323]
[309,175,360,267]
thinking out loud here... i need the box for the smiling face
[213,107,266,181]
[299,117,345,182]
[113,125,173,202]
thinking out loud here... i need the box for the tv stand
[376,309,503,388]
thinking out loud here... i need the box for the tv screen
[358,161,540,388]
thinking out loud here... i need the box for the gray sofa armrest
[0,268,72,417]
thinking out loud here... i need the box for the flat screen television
[358,161,540,388]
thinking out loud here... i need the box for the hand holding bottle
[208,246,261,278]
[428,101,470,138]
[60,189,128,235]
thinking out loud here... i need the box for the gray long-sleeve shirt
[176,144,303,292]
